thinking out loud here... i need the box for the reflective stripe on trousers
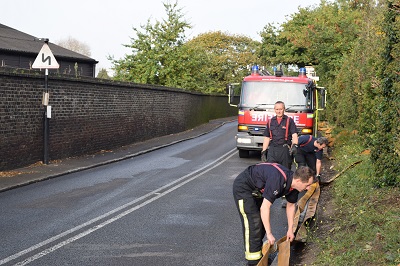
[238,199,263,261]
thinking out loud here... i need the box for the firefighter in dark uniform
[233,164,315,266]
[295,135,329,181]
[261,101,298,170]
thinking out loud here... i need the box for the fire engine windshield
[240,81,307,109]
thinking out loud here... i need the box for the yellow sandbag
[257,236,288,266]
[277,240,290,266]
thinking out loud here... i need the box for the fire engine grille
[248,126,265,136]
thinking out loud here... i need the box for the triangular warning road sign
[32,43,60,69]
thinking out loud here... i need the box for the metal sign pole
[32,38,59,165]
[43,68,49,164]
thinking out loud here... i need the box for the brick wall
[0,69,236,171]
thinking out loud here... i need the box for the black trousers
[295,150,316,172]
[267,145,292,169]
[233,170,264,264]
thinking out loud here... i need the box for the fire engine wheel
[238,149,249,158]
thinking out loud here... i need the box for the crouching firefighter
[294,135,329,182]
[232,163,315,266]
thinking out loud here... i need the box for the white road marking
[1,148,237,265]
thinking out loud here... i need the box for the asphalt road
[0,121,289,266]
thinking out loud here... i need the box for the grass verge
[311,133,399,265]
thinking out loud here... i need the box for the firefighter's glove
[261,149,268,162]
[290,145,298,156]
[252,190,263,198]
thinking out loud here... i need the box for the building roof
[0,23,97,63]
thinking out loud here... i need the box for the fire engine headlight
[238,125,248,131]
[301,128,313,134]
[237,138,252,144]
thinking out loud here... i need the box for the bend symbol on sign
[32,43,60,69]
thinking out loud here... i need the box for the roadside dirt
[292,156,338,265]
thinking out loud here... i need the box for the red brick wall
[0,69,236,170]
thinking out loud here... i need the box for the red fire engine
[227,65,326,158]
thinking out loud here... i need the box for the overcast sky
[2,0,320,74]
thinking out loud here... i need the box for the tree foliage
[110,2,260,93]
[369,1,400,186]
[323,0,399,186]
[96,68,111,79]
[109,0,399,184]
[185,31,260,93]
[257,0,399,185]
[257,23,283,66]
[111,1,210,91]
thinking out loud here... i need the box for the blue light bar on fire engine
[252,65,259,74]
[299,67,307,76]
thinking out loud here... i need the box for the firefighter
[233,164,315,266]
[294,135,329,181]
[261,101,298,170]
[261,101,299,208]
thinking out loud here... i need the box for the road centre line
[1,148,237,265]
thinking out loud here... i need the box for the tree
[96,68,111,79]
[258,23,284,66]
[332,1,383,130]
[111,1,197,89]
[256,1,399,185]
[110,2,262,93]
[185,31,260,93]
[56,36,91,57]
[258,1,366,124]
[369,1,400,186]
